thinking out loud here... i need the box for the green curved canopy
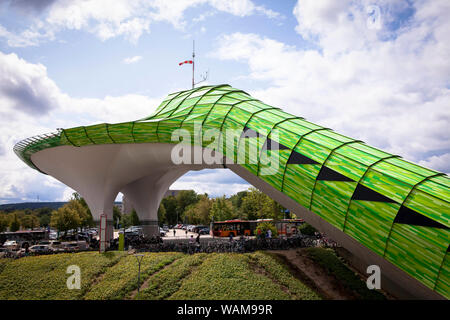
[14,84,450,298]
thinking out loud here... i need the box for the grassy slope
[305,248,385,300]
[85,252,183,300]
[1,249,378,300]
[0,251,125,300]
[169,253,320,300]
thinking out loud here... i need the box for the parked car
[61,242,80,252]
[160,228,166,237]
[162,225,169,232]
[198,227,210,235]
[193,225,208,233]
[3,240,20,251]
[28,245,54,254]
[39,240,63,251]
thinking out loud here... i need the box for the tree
[70,193,94,228]
[229,191,248,218]
[120,209,141,228]
[0,214,9,232]
[184,194,213,225]
[50,205,81,235]
[113,205,122,227]
[176,190,199,223]
[20,214,39,230]
[158,203,166,225]
[9,213,20,232]
[210,196,235,221]
[240,188,285,220]
[161,196,178,225]
[35,207,52,227]
[240,188,272,220]
[66,199,93,229]
[255,221,278,238]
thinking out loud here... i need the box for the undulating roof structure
[14,84,449,299]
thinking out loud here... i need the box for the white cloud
[123,55,143,64]
[171,169,250,197]
[212,0,450,172]
[0,0,281,46]
[0,51,61,115]
[419,153,450,174]
[0,51,162,203]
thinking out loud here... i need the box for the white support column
[121,168,189,237]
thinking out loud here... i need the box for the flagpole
[192,40,195,89]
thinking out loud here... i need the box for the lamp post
[135,254,144,296]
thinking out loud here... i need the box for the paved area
[163,228,212,240]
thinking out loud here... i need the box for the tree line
[0,188,292,233]
[157,187,292,226]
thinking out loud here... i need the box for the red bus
[211,219,304,237]
[210,220,256,237]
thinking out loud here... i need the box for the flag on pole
[179,60,193,66]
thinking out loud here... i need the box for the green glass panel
[311,181,358,230]
[385,224,449,289]
[64,127,92,146]
[434,253,450,299]
[132,122,158,143]
[283,164,321,208]
[345,201,400,255]
[108,123,134,143]
[85,124,113,144]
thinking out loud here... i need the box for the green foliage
[137,253,206,300]
[305,248,385,300]
[161,195,177,225]
[157,203,166,225]
[229,191,248,218]
[176,190,199,223]
[120,209,141,228]
[240,188,285,220]
[184,195,212,225]
[249,252,320,299]
[210,196,235,221]
[0,252,325,300]
[20,214,40,229]
[0,252,125,300]
[50,204,81,234]
[113,206,122,226]
[85,252,182,300]
[0,214,9,232]
[255,221,278,238]
[169,253,293,300]
[9,213,20,232]
[299,223,317,236]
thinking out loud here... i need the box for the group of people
[256,228,272,240]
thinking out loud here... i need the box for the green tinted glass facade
[14,84,450,298]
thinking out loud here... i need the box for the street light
[134,254,144,296]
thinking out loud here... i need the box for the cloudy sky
[0,0,449,203]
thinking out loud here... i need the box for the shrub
[137,253,206,300]
[85,252,182,300]
[255,222,278,238]
[306,247,385,300]
[169,253,292,300]
[249,252,320,300]
[0,251,126,300]
[299,223,317,236]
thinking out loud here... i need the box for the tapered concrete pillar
[121,168,190,237]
